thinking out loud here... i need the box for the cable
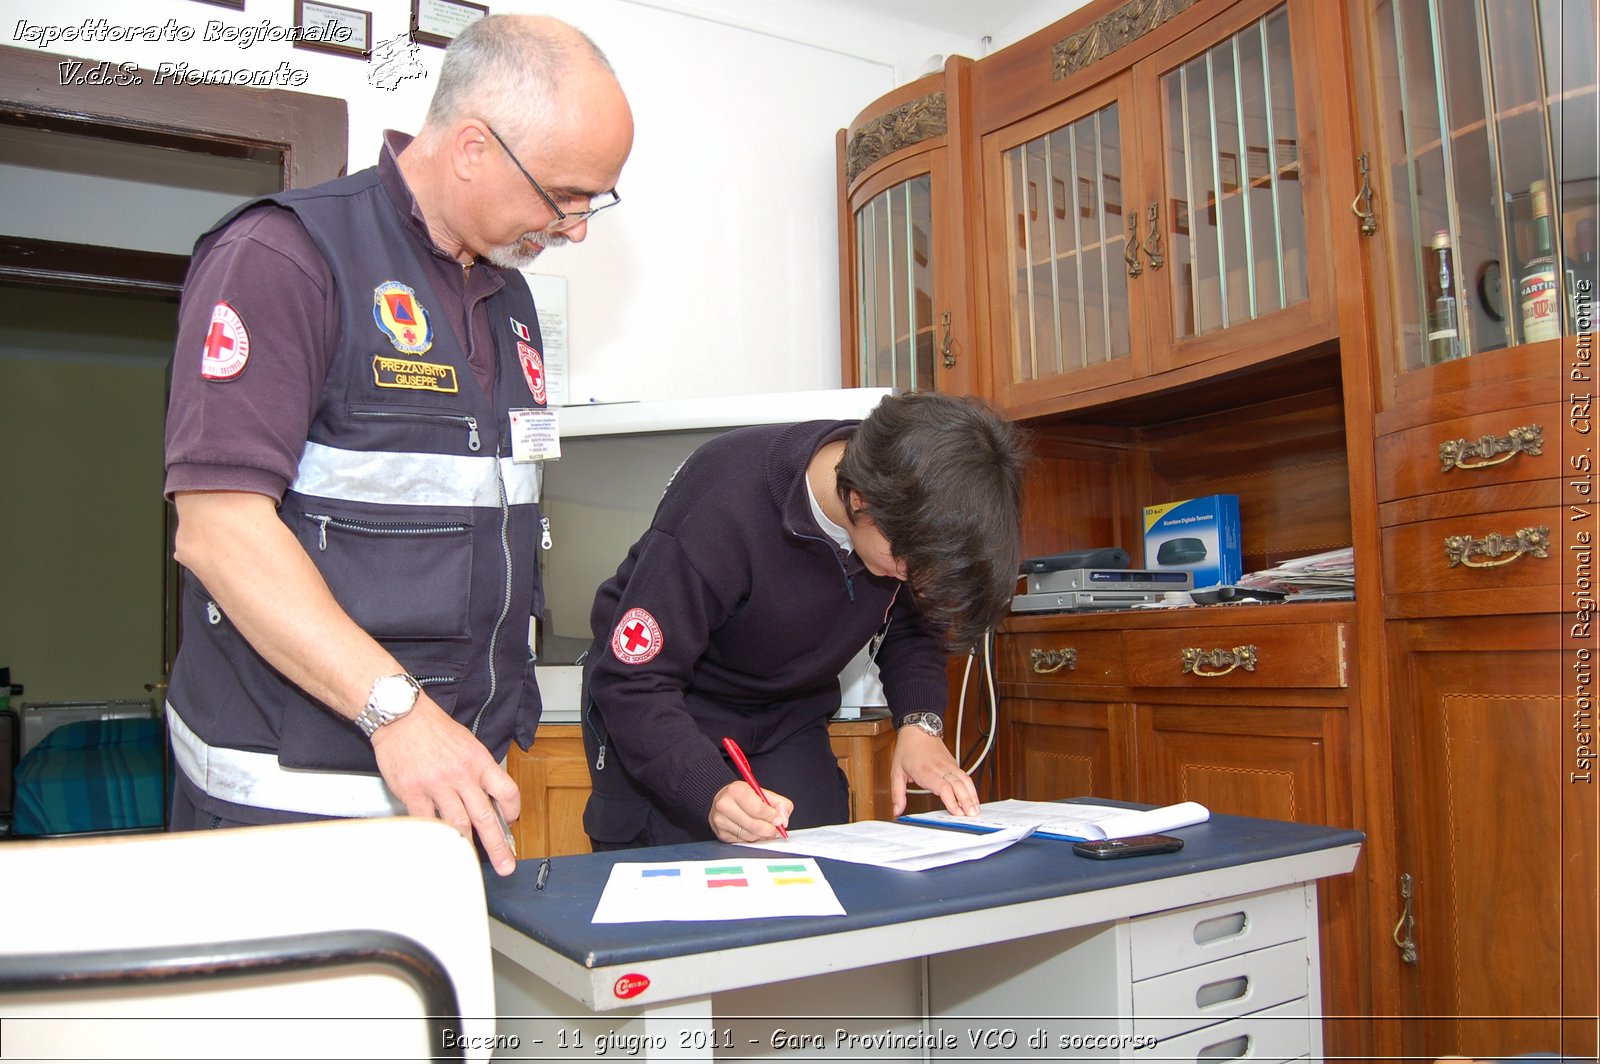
[907,625,998,796]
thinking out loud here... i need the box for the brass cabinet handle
[1124,211,1143,277]
[1181,645,1258,678]
[1143,202,1164,270]
[939,311,955,368]
[1351,151,1377,236]
[1438,424,1543,472]
[1393,873,1418,965]
[1029,647,1078,674]
[1443,526,1551,569]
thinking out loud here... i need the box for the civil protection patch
[372,281,433,355]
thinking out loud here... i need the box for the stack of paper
[1238,547,1355,601]
[901,799,1210,841]
[742,819,1037,871]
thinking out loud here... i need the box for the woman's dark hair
[834,393,1028,648]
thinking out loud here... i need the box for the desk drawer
[1375,403,1559,504]
[1000,630,1124,686]
[1129,886,1310,980]
[1134,996,1311,1062]
[1381,503,1559,596]
[1122,624,1346,689]
[1131,939,1310,1043]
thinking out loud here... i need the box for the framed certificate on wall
[411,0,488,48]
[294,1,373,59]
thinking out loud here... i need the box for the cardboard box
[1142,494,1242,590]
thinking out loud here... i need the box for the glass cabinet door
[1159,3,1309,341]
[1367,0,1599,375]
[988,76,1138,405]
[854,170,937,393]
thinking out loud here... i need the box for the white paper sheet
[739,819,1038,871]
[591,857,844,923]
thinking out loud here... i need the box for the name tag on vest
[372,355,459,393]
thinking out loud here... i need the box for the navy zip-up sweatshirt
[583,419,949,832]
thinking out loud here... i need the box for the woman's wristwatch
[897,712,945,738]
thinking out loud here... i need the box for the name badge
[509,408,560,463]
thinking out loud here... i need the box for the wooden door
[1388,615,1597,1061]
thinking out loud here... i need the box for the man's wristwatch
[897,712,945,739]
[355,673,422,738]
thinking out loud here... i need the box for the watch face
[372,674,420,716]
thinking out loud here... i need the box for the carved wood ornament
[1054,0,1199,79]
[844,91,947,185]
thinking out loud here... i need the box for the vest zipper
[303,513,470,552]
[350,409,480,451]
[471,442,515,737]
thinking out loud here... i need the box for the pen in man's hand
[536,858,551,891]
[721,737,789,840]
[492,801,516,859]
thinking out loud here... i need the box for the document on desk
[901,799,1210,841]
[740,819,1038,872]
[592,857,845,923]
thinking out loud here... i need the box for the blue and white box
[1142,494,1242,590]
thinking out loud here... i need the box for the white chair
[0,817,499,1062]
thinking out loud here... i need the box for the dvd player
[1026,568,1193,594]
[1011,589,1162,612]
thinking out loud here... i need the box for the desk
[487,808,1362,1061]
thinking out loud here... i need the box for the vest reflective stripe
[291,441,543,507]
[167,703,407,818]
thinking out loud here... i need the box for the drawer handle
[1443,526,1550,569]
[1438,423,1543,472]
[1198,1033,1252,1061]
[1181,645,1258,678]
[1029,647,1078,674]
[1195,973,1250,1009]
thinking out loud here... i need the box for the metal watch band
[898,712,945,738]
[355,673,421,738]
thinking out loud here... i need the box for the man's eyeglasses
[486,125,620,233]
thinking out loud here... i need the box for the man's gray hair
[423,15,612,143]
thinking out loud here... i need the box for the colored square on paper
[592,857,844,923]
[707,878,750,888]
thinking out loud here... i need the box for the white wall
[0,0,999,403]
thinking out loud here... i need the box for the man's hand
[707,781,792,844]
[369,696,522,876]
[890,724,978,818]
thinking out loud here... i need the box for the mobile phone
[1072,834,1185,859]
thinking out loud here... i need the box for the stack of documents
[901,799,1209,841]
[1238,547,1355,601]
[743,820,1037,872]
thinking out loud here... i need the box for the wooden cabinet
[837,61,982,396]
[834,0,1596,1056]
[507,714,902,858]
[970,0,1337,418]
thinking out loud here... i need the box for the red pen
[721,737,789,840]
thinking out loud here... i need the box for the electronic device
[1156,536,1209,565]
[1021,548,1130,573]
[1026,568,1194,595]
[1010,589,1162,612]
[1072,834,1185,859]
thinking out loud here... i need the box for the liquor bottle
[1575,216,1598,322]
[1518,180,1562,342]
[1425,229,1463,363]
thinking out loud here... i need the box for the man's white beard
[485,229,570,269]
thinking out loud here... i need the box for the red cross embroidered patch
[611,607,663,665]
[200,301,250,380]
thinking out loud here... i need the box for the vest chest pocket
[301,511,474,640]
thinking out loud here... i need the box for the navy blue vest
[169,167,545,778]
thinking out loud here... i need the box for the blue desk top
[484,803,1363,970]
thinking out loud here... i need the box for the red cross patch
[517,341,547,404]
[611,607,663,665]
[200,301,250,380]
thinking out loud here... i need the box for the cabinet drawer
[1134,996,1311,1062]
[1000,630,1124,686]
[1381,503,1560,596]
[1129,886,1310,980]
[1131,939,1310,1043]
[1375,403,1561,503]
[1122,624,1347,689]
